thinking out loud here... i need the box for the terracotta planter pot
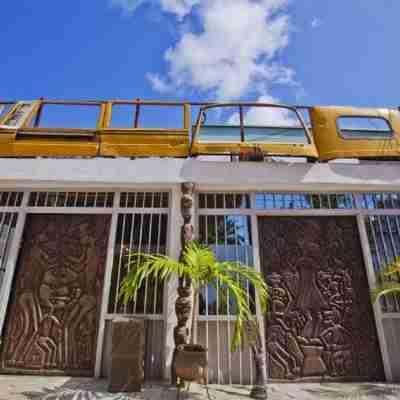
[175,344,207,384]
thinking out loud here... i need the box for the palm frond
[119,251,184,304]
[379,256,400,277]
[119,242,269,352]
[372,281,400,304]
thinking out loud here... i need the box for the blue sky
[1,0,400,109]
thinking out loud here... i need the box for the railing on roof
[1,99,400,161]
[0,99,190,157]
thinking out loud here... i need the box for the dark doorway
[258,216,384,381]
[1,214,110,375]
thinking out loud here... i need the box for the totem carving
[172,183,195,382]
[175,183,195,344]
[1,214,110,374]
[258,216,384,381]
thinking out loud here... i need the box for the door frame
[196,191,394,382]
[0,188,175,379]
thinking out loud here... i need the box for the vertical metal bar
[134,99,141,128]
[357,214,393,381]
[0,195,28,335]
[94,192,98,207]
[153,212,162,315]
[114,214,126,313]
[144,194,155,314]
[54,192,60,208]
[377,216,399,311]
[215,214,221,383]
[205,214,209,383]
[224,215,232,385]
[233,215,243,384]
[239,106,245,142]
[383,215,400,311]
[250,211,268,383]
[83,192,88,208]
[5,192,12,208]
[33,102,43,127]
[134,213,144,314]
[368,217,389,311]
[124,214,135,315]
[74,192,79,207]
[94,210,119,378]
[0,214,13,272]
[0,213,8,262]
[243,216,253,385]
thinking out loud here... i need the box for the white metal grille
[28,192,114,208]
[0,213,18,292]
[362,193,400,209]
[0,192,24,207]
[119,192,169,208]
[366,215,400,313]
[255,192,354,209]
[198,193,251,209]
[198,214,255,384]
[108,212,168,316]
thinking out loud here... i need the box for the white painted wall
[0,158,399,191]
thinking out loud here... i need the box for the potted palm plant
[372,256,400,304]
[119,241,269,397]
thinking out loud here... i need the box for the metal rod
[239,106,245,142]
[134,99,141,128]
[114,214,126,313]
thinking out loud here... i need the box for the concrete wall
[0,158,399,191]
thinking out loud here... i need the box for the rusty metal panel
[258,216,384,381]
[311,106,400,160]
[1,214,111,375]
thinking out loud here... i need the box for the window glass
[243,106,308,144]
[338,116,392,139]
[196,105,309,144]
[196,106,241,142]
[0,103,15,122]
[110,103,183,129]
[32,104,100,129]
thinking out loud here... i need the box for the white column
[356,213,393,381]
[94,193,120,378]
[163,185,182,380]
[0,191,29,335]
[250,193,268,381]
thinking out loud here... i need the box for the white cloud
[159,0,200,19]
[311,17,322,28]
[228,95,299,126]
[111,0,198,18]
[111,0,145,14]
[146,73,171,93]
[148,0,294,99]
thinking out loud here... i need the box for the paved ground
[0,376,400,400]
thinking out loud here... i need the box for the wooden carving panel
[258,216,384,381]
[1,214,110,375]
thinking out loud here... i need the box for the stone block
[108,317,145,393]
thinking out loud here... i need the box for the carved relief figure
[2,215,110,373]
[259,216,384,381]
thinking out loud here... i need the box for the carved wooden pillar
[171,182,195,384]
[249,323,268,399]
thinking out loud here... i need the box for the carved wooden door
[258,216,384,381]
[1,214,110,375]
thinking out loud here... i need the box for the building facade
[0,100,400,383]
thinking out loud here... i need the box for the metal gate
[258,216,384,381]
[1,214,110,375]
